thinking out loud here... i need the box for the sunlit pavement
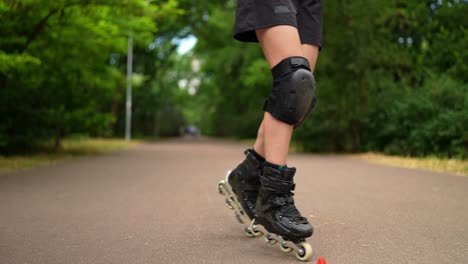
[1,139,467,264]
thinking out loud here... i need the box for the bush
[365,74,468,158]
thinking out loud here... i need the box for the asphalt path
[1,139,467,264]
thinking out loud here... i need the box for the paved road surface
[1,140,467,264]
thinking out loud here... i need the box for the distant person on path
[222,0,323,255]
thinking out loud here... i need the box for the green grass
[0,138,139,175]
[350,153,468,176]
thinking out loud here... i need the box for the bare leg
[253,121,265,157]
[301,44,320,72]
[254,26,304,165]
[252,28,320,165]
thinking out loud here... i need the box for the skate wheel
[251,227,263,237]
[244,227,263,238]
[295,242,313,262]
[235,212,244,224]
[264,235,278,245]
[225,198,235,210]
[217,183,225,195]
[280,242,294,253]
[248,220,263,237]
[244,227,256,238]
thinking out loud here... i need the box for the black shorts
[233,0,323,47]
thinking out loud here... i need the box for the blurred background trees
[1,0,466,158]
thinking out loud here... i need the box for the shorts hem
[234,21,298,43]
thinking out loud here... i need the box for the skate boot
[248,163,314,261]
[217,149,264,236]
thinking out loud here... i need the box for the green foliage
[190,1,270,137]
[294,0,467,158]
[365,74,468,158]
[1,0,466,159]
[192,0,467,158]
[0,0,182,153]
[0,52,41,73]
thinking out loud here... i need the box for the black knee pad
[264,56,317,127]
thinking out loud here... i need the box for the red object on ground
[317,257,327,264]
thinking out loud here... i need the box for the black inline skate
[217,149,264,236]
[247,163,314,261]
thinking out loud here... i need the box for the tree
[0,0,181,153]
[191,0,467,158]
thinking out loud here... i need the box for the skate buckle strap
[261,176,295,193]
[271,56,310,79]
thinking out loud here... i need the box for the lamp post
[125,34,133,141]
